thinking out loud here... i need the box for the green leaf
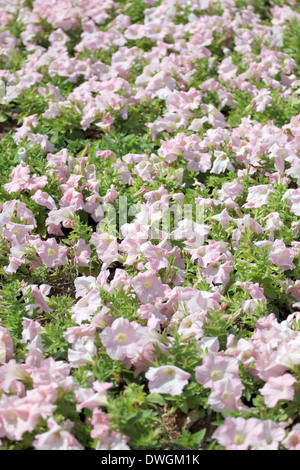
[263,286,278,300]
[173,429,206,450]
[146,393,167,406]
[191,429,206,447]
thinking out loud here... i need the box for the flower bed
[0,0,300,451]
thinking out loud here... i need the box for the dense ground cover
[0,0,300,451]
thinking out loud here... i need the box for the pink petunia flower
[131,271,164,304]
[99,317,142,362]
[282,427,300,450]
[212,417,263,450]
[195,353,239,388]
[145,365,191,396]
[260,373,297,408]
[35,238,67,268]
[33,418,84,450]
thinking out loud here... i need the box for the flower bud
[18,147,27,163]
